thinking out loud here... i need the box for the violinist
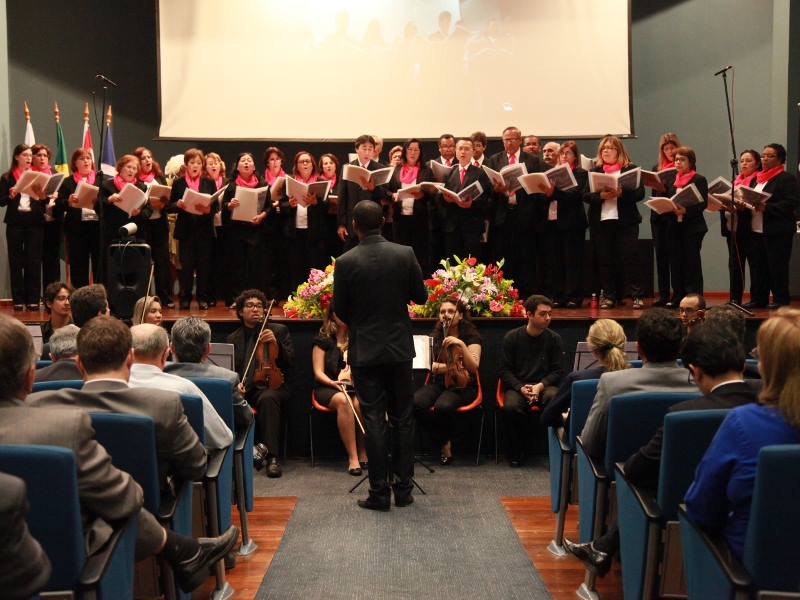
[311,307,367,475]
[412,298,482,465]
[227,289,294,478]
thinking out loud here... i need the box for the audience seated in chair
[0,314,238,593]
[34,324,82,382]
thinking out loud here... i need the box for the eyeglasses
[297,159,313,164]
[678,307,695,314]
[244,302,264,309]
[54,295,70,302]
[761,153,778,159]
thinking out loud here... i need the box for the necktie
[474,161,480,167]
[509,154,516,165]
[460,168,466,184]
[446,159,451,167]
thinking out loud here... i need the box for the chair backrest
[606,392,698,475]
[185,377,235,430]
[743,445,800,592]
[574,341,638,371]
[657,409,730,520]
[568,379,600,449]
[36,359,52,369]
[90,412,161,514]
[31,379,83,392]
[0,444,84,591]
[27,323,43,358]
[179,393,205,444]
[206,343,236,371]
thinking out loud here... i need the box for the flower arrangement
[409,256,525,318]
[163,153,186,184]
[283,261,335,319]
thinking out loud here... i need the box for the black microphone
[94,74,118,87]
[714,65,733,76]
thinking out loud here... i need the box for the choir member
[650,133,681,306]
[30,143,62,290]
[722,150,760,304]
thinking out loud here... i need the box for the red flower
[424,279,440,288]
[284,307,299,319]
[466,257,477,266]
[485,264,495,275]
[509,288,519,299]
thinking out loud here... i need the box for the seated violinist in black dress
[412,297,482,465]
[311,307,367,475]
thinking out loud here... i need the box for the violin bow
[339,384,365,435]
[241,298,275,383]
[138,261,155,324]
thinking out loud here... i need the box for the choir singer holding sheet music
[167,149,218,310]
[662,146,708,304]
[99,155,149,266]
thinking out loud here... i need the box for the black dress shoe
[440,455,454,465]
[207,300,217,308]
[768,302,787,310]
[27,304,40,311]
[509,452,527,468]
[198,302,209,310]
[173,525,239,593]
[266,456,282,478]
[348,467,362,476]
[395,495,414,507]
[179,301,191,310]
[652,297,669,307]
[165,302,175,309]
[12,304,23,312]
[357,496,390,512]
[359,461,368,470]
[563,538,612,577]
[253,443,268,471]
[743,301,767,309]
[566,301,580,309]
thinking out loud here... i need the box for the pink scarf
[265,169,286,186]
[235,173,259,188]
[756,164,785,185]
[138,171,155,183]
[73,171,96,185]
[294,173,318,184]
[321,174,337,189]
[400,163,419,185]
[113,174,130,191]
[659,160,675,171]
[733,172,756,188]
[33,164,53,175]
[672,170,696,189]
[184,173,201,192]
[602,163,622,174]
[12,166,28,182]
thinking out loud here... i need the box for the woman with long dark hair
[650,133,681,306]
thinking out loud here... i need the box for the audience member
[69,283,109,327]
[40,281,73,344]
[131,296,163,326]
[679,293,706,334]
[34,324,82,382]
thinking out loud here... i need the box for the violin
[243,300,284,390]
[444,342,470,389]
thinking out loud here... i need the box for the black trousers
[501,386,558,459]
[592,220,643,301]
[444,230,481,264]
[246,385,289,457]
[351,360,415,499]
[650,217,670,300]
[545,222,585,304]
[229,228,268,301]
[142,219,172,304]
[66,222,101,288]
[289,230,326,293]
[726,229,751,304]
[413,381,476,448]
[178,234,213,303]
[667,226,705,298]
[749,232,794,305]
[41,220,62,291]
[394,215,430,275]
[7,223,44,305]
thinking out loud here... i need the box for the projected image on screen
[158,0,631,141]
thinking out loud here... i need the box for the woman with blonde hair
[685,307,800,559]
[131,296,163,327]
[541,319,629,428]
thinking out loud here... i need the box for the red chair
[495,380,540,464]
[422,372,485,466]
[309,391,335,467]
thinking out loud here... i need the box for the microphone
[119,223,138,238]
[714,65,733,76]
[95,74,118,87]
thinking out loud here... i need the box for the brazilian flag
[54,119,69,174]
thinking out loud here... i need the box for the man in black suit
[34,324,82,382]
[0,314,237,593]
[333,200,427,510]
[486,126,547,296]
[565,322,757,576]
[337,134,391,252]
[438,137,492,259]
[227,289,294,478]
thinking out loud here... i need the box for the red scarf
[265,169,286,186]
[235,173,259,188]
[602,163,621,174]
[673,170,696,189]
[11,166,28,182]
[733,172,756,188]
[293,173,318,184]
[33,164,53,175]
[756,164,784,185]
[185,173,201,192]
[659,160,675,171]
[138,171,155,183]
[73,170,96,185]
[321,174,337,189]
[113,174,130,191]
[400,163,419,185]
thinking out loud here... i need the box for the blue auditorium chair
[31,379,83,392]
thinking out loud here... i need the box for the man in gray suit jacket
[34,323,82,382]
[0,314,238,593]
[333,200,427,511]
[28,316,207,489]
[581,308,698,459]
[165,316,254,432]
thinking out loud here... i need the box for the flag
[23,101,35,146]
[100,121,116,177]
[81,102,94,163]
[53,103,69,175]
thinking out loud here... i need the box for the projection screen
[157,0,632,140]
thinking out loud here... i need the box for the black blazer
[332,235,427,366]
[0,172,47,225]
[583,163,645,228]
[279,177,329,240]
[99,178,151,239]
[167,176,219,240]
[438,163,492,234]
[749,170,800,235]
[140,173,170,233]
[56,175,101,234]
[388,163,435,220]
[662,171,709,235]
[336,159,390,236]
[547,167,589,231]
[221,176,271,241]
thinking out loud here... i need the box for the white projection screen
[157,0,632,141]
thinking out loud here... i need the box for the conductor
[333,200,427,511]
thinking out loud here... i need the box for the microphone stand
[94,82,110,284]
[716,66,743,301]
